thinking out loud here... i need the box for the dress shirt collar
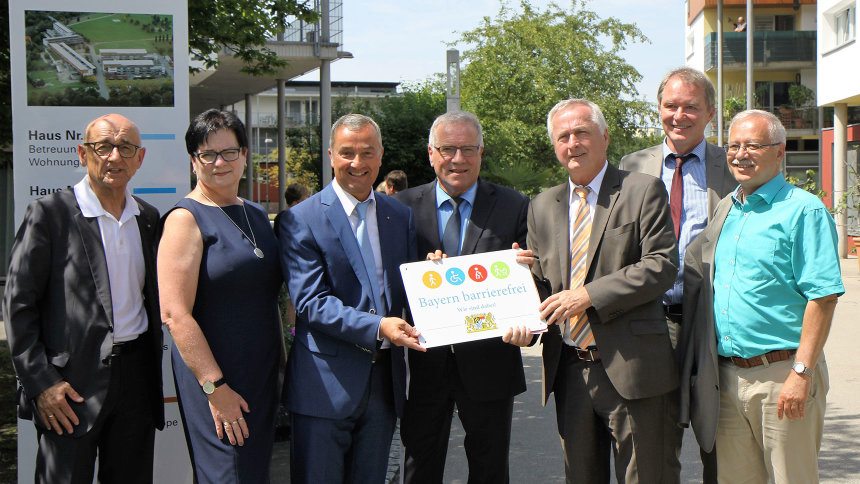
[73,176,139,223]
[332,179,377,217]
[568,161,608,205]
[662,137,707,168]
[731,174,787,206]
[435,179,478,209]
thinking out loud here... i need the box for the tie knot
[673,153,692,168]
[574,187,589,201]
[449,196,463,210]
[356,199,371,220]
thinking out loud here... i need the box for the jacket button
[369,308,376,315]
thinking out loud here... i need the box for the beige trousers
[715,355,828,484]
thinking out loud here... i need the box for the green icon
[490,261,510,279]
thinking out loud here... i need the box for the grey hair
[428,111,484,148]
[728,109,787,144]
[657,67,716,111]
[546,99,608,142]
[330,114,383,149]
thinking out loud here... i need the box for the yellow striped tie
[566,187,593,348]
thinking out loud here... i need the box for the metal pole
[321,60,332,188]
[717,0,724,146]
[746,1,754,111]
[245,93,253,201]
[446,49,461,112]
[834,103,849,257]
[278,79,286,212]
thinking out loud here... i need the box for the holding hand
[380,317,426,352]
[539,287,592,326]
[503,325,535,347]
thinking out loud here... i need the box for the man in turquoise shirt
[680,110,844,484]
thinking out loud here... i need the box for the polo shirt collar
[732,174,788,206]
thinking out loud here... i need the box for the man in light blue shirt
[681,110,844,484]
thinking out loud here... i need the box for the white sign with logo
[400,249,546,348]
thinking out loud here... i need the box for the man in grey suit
[529,98,679,483]
[394,111,533,483]
[619,67,735,482]
[4,114,164,483]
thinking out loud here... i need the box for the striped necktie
[566,186,594,348]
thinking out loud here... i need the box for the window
[835,6,856,45]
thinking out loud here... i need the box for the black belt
[111,334,146,356]
[663,304,683,323]
[563,345,601,362]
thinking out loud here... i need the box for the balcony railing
[280,0,343,47]
[707,105,819,137]
[704,31,816,70]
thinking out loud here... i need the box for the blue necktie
[356,200,383,314]
[442,197,463,256]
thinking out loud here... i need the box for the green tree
[456,0,656,194]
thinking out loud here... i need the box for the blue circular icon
[446,267,466,285]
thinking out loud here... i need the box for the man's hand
[36,381,84,435]
[778,371,811,421]
[512,242,535,267]
[539,287,592,326]
[426,250,446,261]
[503,325,535,347]
[208,384,251,446]
[380,317,426,352]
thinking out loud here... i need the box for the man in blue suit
[278,114,425,483]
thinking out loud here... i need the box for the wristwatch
[792,361,813,377]
[202,377,227,395]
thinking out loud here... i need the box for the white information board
[8,0,192,481]
[399,249,546,348]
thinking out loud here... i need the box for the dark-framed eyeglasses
[193,148,242,164]
[724,142,780,155]
[434,145,480,159]
[83,142,141,159]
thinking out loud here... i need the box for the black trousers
[402,349,514,484]
[35,338,157,484]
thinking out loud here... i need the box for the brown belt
[720,349,796,368]
[563,345,600,362]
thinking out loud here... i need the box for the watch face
[203,381,215,394]
[793,362,808,375]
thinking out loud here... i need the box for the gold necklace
[198,191,264,259]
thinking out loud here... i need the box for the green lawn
[69,14,162,43]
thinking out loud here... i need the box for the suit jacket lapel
[588,165,620,272]
[705,143,735,219]
[322,186,374,296]
[704,197,732,282]
[375,196,397,315]
[73,209,114,328]
[414,183,441,250]
[554,184,571,289]
[462,179,495,255]
[642,146,663,178]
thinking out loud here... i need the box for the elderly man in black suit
[4,113,164,483]
[395,110,534,483]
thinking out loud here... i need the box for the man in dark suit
[529,99,679,483]
[619,67,735,482]
[3,113,164,483]
[278,114,424,483]
[394,111,533,483]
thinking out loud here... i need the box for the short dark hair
[185,109,247,154]
[384,170,408,192]
[284,183,311,207]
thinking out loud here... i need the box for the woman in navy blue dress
[158,109,283,483]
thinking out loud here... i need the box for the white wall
[818,0,860,105]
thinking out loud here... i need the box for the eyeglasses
[83,142,140,159]
[434,145,480,159]
[724,142,780,155]
[193,148,242,164]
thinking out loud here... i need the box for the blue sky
[297,0,685,104]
